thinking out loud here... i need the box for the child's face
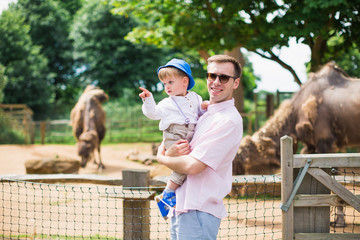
[160,75,188,96]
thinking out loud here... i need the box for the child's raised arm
[139,87,152,99]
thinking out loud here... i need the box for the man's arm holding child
[157,139,207,175]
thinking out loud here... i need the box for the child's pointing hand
[139,87,151,99]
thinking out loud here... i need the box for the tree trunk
[225,47,245,113]
[310,35,326,72]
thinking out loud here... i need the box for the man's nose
[213,76,222,85]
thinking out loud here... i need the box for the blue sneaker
[155,190,176,219]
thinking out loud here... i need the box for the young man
[157,55,243,239]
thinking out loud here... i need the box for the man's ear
[233,78,240,89]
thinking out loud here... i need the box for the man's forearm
[157,154,207,175]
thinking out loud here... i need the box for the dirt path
[0,143,169,178]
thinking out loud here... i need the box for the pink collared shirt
[175,99,243,218]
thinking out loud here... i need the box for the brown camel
[70,85,108,169]
[234,62,360,227]
[234,62,360,175]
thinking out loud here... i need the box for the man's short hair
[158,67,188,81]
[207,55,242,79]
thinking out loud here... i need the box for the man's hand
[156,139,190,164]
[201,100,210,110]
[139,87,151,99]
[165,139,191,157]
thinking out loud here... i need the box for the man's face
[207,62,240,104]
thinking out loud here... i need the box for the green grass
[29,113,163,144]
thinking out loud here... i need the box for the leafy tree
[271,0,360,72]
[14,0,79,117]
[0,8,54,120]
[112,0,360,111]
[71,0,172,98]
[112,0,264,111]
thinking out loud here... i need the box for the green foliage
[333,43,360,77]
[71,0,170,98]
[1,0,359,122]
[191,78,209,101]
[15,0,80,118]
[273,0,360,70]
[113,0,280,52]
[113,0,360,82]
[0,8,54,120]
[0,64,7,103]
[0,112,25,144]
[56,0,84,18]
[242,53,258,99]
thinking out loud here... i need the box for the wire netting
[0,181,170,239]
[1,171,359,239]
[0,175,282,239]
[330,168,360,234]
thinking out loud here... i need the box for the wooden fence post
[254,93,259,130]
[122,169,151,240]
[107,119,112,142]
[40,121,46,145]
[281,135,294,240]
[138,118,142,139]
[266,94,274,118]
[30,121,35,144]
[247,113,253,134]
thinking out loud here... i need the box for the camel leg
[97,146,105,169]
[89,151,97,165]
[334,206,346,227]
[314,138,347,226]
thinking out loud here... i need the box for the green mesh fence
[0,180,170,239]
[0,175,283,239]
[1,172,358,240]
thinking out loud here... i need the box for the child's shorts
[163,123,195,185]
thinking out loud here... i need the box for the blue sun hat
[157,58,195,90]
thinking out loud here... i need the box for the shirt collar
[170,92,190,100]
[207,99,235,114]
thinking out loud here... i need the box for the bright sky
[1,0,311,93]
[0,0,14,12]
[248,38,311,93]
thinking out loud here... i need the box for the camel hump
[308,62,351,86]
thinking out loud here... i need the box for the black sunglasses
[207,73,237,84]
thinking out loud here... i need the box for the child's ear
[183,76,189,87]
